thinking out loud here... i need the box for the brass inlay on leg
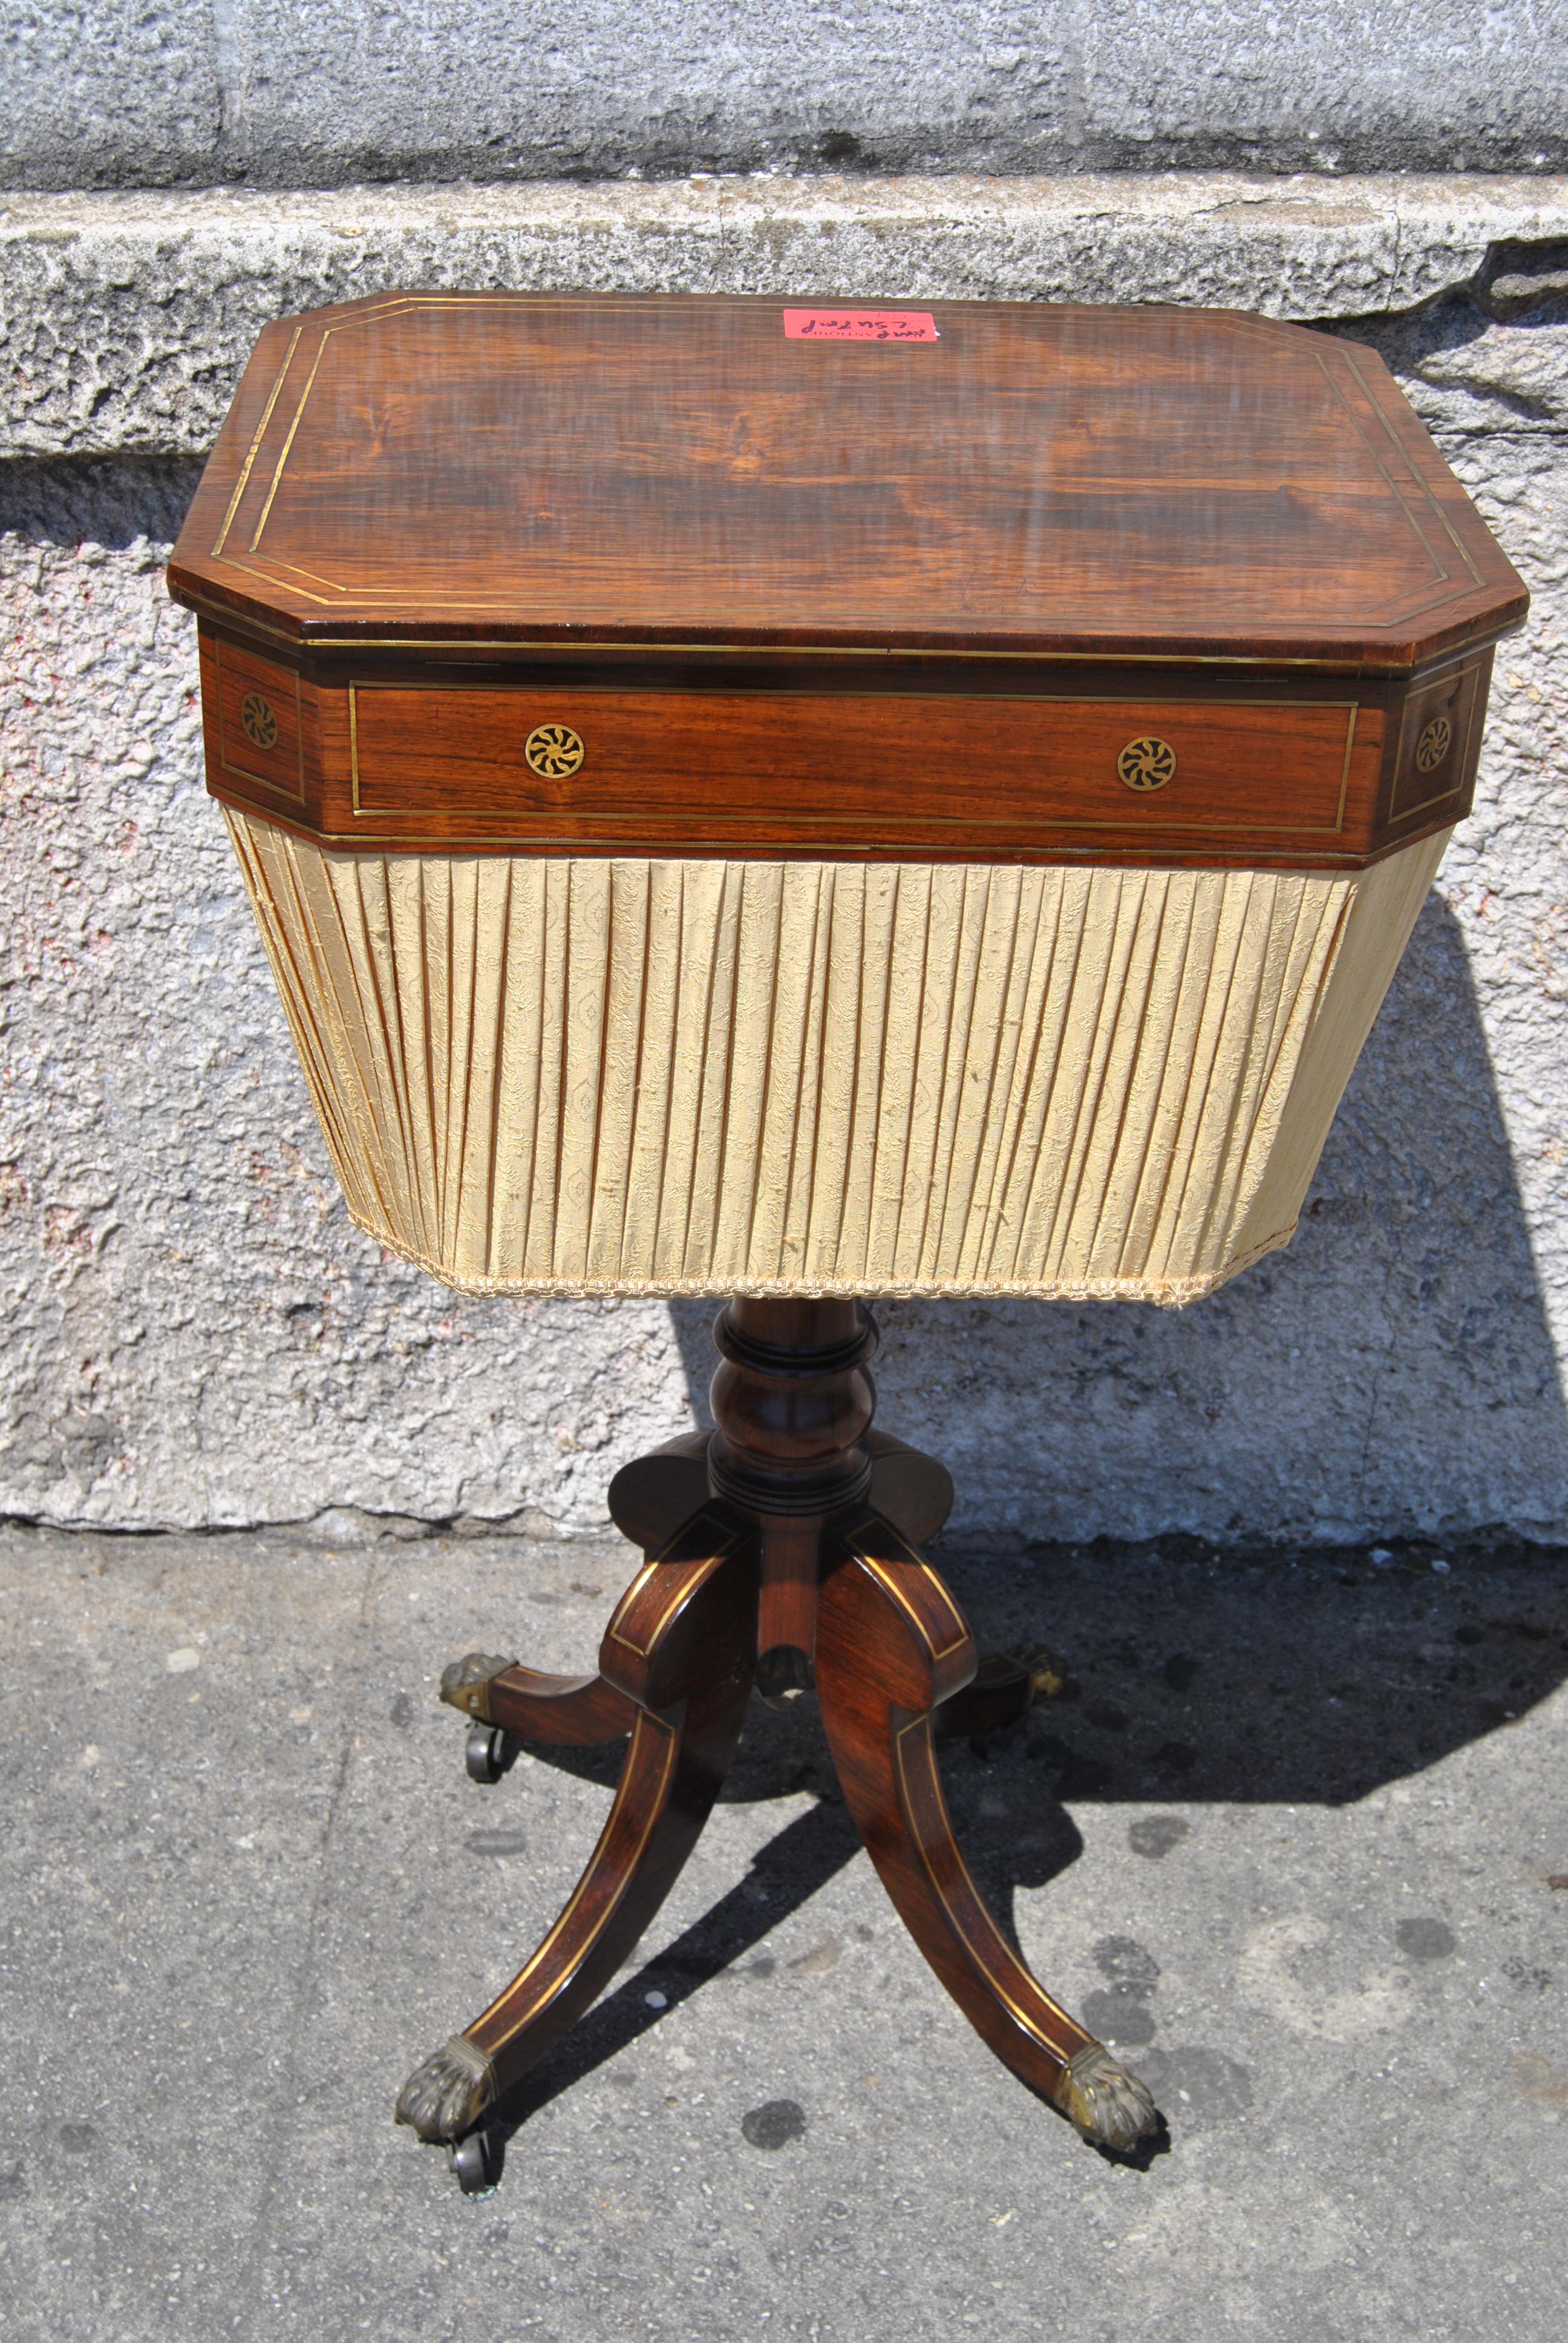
[890,1715,1081,2065]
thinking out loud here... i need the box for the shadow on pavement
[479,1511,1566,2170]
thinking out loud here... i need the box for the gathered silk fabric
[226,811,1448,1302]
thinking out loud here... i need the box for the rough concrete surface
[8,176,1568,459]
[4,176,1568,1545]
[4,2,1568,188]
[0,1521,1564,2341]
[1,1,222,188]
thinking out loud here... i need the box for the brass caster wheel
[465,1722,518,1784]
[447,2129,503,2197]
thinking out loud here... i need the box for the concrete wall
[5,5,1567,189]
[4,175,1568,1548]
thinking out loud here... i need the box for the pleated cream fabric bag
[227,813,1446,1303]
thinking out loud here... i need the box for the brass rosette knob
[240,692,278,750]
[524,723,586,778]
[1117,736,1176,791]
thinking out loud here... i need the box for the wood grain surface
[169,292,1524,670]
[171,292,1524,870]
[197,624,1486,868]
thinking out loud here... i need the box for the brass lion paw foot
[1056,2043,1160,2152]
[395,2034,498,2143]
[1008,1640,1070,1704]
[439,1652,517,1720]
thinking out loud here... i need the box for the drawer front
[347,686,1359,848]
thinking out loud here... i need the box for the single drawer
[347,686,1361,848]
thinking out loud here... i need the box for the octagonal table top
[169,292,1526,674]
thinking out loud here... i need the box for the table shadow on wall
[652,888,1568,1803]
[667,892,1568,1559]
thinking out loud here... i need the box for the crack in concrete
[241,1545,381,2285]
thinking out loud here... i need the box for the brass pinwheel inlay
[1414,713,1452,773]
[1117,735,1177,792]
[240,692,279,750]
[524,724,586,779]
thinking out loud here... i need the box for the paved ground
[1,1516,1565,2342]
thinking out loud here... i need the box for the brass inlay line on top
[235,294,782,568]
[221,557,1501,632]
[210,323,304,560]
[1331,341,1483,591]
[206,553,338,608]
[248,332,332,552]
[238,553,349,597]
[318,641,1419,668]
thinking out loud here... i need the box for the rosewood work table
[168,291,1525,2190]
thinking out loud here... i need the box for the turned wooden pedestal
[393,1298,1158,2186]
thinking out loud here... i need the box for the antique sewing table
[168,292,1524,2189]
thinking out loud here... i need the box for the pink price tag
[783,308,940,342]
